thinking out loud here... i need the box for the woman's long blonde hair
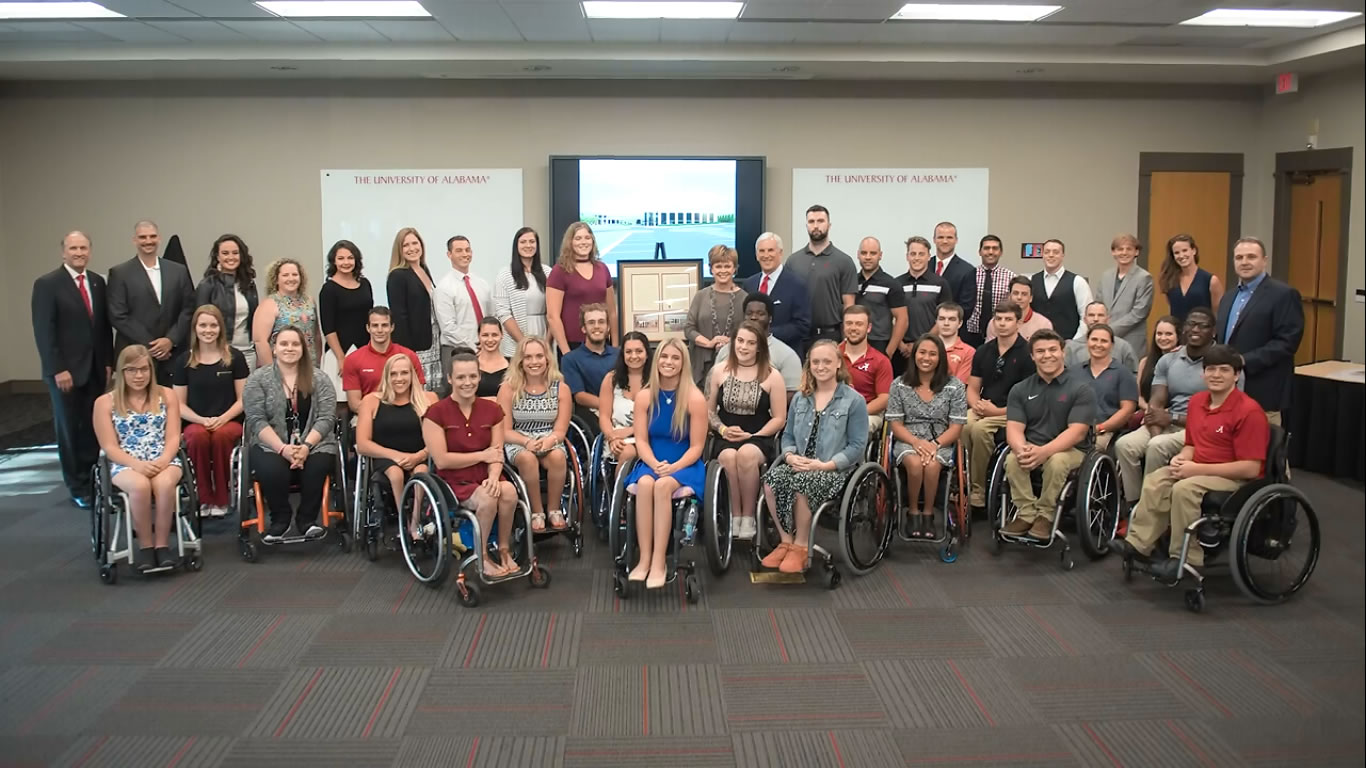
[265,257,308,296]
[187,304,231,369]
[503,336,562,402]
[799,339,851,396]
[273,325,315,396]
[375,353,429,419]
[648,338,696,439]
[389,227,429,273]
[557,222,599,273]
[110,345,165,417]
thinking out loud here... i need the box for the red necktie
[463,275,484,321]
[760,274,771,294]
[935,260,945,276]
[76,273,93,317]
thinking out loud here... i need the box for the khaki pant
[1265,411,1281,426]
[965,412,1007,505]
[1115,426,1186,504]
[1124,467,1243,567]
[1004,448,1083,524]
[1094,432,1114,454]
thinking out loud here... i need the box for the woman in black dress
[319,240,374,385]
[705,321,787,542]
[475,317,510,400]
[355,353,437,539]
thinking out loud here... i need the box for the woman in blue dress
[624,338,707,589]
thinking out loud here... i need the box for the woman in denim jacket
[760,339,869,573]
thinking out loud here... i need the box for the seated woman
[355,353,438,538]
[173,305,249,519]
[1137,315,1181,417]
[598,331,651,472]
[498,336,572,533]
[623,338,707,589]
[706,321,787,541]
[886,334,967,538]
[243,325,338,543]
[94,345,185,571]
[1080,323,1138,453]
[761,340,869,573]
[423,351,520,577]
[476,317,510,400]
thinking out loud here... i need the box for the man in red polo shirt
[839,304,892,431]
[1114,344,1268,581]
[935,302,975,384]
[343,307,426,412]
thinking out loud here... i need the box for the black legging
[252,445,332,527]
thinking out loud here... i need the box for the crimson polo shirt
[1185,388,1269,476]
[839,343,893,405]
[342,342,426,397]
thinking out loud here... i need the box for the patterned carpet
[0,447,1361,768]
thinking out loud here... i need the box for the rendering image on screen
[579,158,737,274]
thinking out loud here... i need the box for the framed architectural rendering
[615,259,704,343]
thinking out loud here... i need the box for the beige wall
[0,79,1284,382]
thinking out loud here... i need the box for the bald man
[106,219,196,386]
[853,236,908,360]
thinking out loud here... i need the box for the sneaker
[1149,558,1182,584]
[155,547,179,569]
[303,524,326,540]
[1110,537,1148,562]
[214,506,231,518]
[736,517,756,540]
[1027,519,1054,540]
[1001,518,1032,536]
[135,547,156,572]
[263,520,290,543]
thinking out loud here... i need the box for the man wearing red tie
[435,235,492,393]
[929,221,978,318]
[31,231,114,508]
[741,232,810,355]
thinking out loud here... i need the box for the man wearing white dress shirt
[435,235,492,386]
[1030,238,1093,342]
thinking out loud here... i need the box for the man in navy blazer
[929,221,978,314]
[1216,236,1304,424]
[742,232,810,355]
[31,231,114,507]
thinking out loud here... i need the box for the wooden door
[1287,172,1343,365]
[1144,172,1232,340]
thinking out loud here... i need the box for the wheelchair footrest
[262,531,328,546]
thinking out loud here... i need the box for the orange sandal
[760,542,792,569]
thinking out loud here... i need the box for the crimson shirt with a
[1184,388,1269,476]
[839,343,893,404]
[424,397,504,501]
[343,342,425,397]
[546,261,612,344]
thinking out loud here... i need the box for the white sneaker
[729,515,739,538]
[737,517,757,540]
[211,506,229,518]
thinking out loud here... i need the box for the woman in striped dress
[492,227,549,358]
[498,336,572,533]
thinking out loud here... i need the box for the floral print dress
[109,400,181,477]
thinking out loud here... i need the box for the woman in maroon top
[422,350,519,577]
[546,222,618,355]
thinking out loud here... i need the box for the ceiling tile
[426,0,523,40]
[367,19,455,41]
[75,20,192,41]
[791,22,874,43]
[726,21,802,43]
[742,1,899,22]
[1,22,114,41]
[145,20,246,41]
[659,19,732,42]
[160,0,278,18]
[219,19,318,41]
[501,1,590,42]
[293,20,387,41]
[587,19,660,42]
[98,0,200,18]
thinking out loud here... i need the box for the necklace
[710,289,736,346]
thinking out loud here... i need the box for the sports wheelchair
[984,430,1123,570]
[90,447,202,584]
[1119,425,1320,613]
[399,468,551,608]
[233,440,350,562]
[349,453,407,561]
[878,420,972,564]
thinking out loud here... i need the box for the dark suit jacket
[932,254,977,315]
[31,266,113,387]
[742,269,810,354]
[387,266,435,352]
[1216,275,1304,413]
[106,256,196,359]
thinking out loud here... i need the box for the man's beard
[809,229,828,243]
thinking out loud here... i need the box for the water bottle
[682,505,698,545]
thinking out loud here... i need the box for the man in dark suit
[1216,236,1304,425]
[929,221,978,317]
[106,220,195,386]
[742,232,810,355]
[31,231,114,507]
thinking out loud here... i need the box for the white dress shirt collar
[762,264,783,284]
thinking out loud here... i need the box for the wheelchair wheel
[90,463,105,561]
[1229,484,1320,604]
[701,462,733,576]
[838,463,892,576]
[1074,452,1121,561]
[985,443,1013,529]
[398,474,451,586]
[607,461,632,569]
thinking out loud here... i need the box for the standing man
[964,302,1035,509]
[434,235,491,388]
[106,219,195,386]
[1030,238,1093,342]
[963,234,1015,348]
[343,307,425,413]
[32,231,113,508]
[786,205,857,344]
[929,221,977,315]
[935,303,975,384]
[561,303,618,423]
[988,277,1053,341]
[839,305,893,433]
[742,232,809,354]
[1215,237,1304,425]
[895,235,951,376]
[853,236,908,363]
[1098,234,1154,352]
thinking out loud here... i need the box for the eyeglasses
[994,356,1007,372]
[123,366,152,375]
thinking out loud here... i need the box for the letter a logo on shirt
[1216,425,1226,434]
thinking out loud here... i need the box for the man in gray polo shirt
[1002,329,1098,540]
[786,204,857,344]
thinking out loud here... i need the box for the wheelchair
[587,431,622,538]
[1119,425,1321,613]
[233,440,351,562]
[350,453,403,562]
[750,453,891,588]
[90,447,202,584]
[879,421,972,564]
[983,430,1122,570]
[399,468,551,608]
[607,458,718,601]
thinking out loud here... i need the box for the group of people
[32,208,1304,584]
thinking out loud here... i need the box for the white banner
[791,168,989,267]
[320,169,524,308]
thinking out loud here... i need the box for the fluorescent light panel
[582,1,744,20]
[254,1,430,18]
[1180,8,1362,28]
[0,2,123,18]
[890,3,1061,22]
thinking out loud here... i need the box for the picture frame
[615,259,704,343]
[1021,242,1046,259]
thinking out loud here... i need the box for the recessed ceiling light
[582,2,743,20]
[0,2,123,19]
[255,1,430,18]
[1179,8,1361,28]
[889,3,1061,22]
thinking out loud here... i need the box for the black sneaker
[135,547,156,572]
[1110,538,1146,562]
[155,547,179,569]
[1149,558,1182,584]
[263,520,290,543]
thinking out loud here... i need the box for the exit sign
[1276,72,1299,94]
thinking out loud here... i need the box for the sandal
[547,509,568,530]
[482,558,509,579]
[498,547,518,574]
[530,511,547,533]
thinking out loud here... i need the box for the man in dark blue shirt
[560,303,617,424]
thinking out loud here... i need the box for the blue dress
[1166,268,1213,321]
[623,389,705,492]
[109,400,182,477]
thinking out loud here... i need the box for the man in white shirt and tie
[929,221,978,314]
[435,235,492,387]
[741,232,810,355]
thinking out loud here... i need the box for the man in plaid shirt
[963,235,1016,348]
